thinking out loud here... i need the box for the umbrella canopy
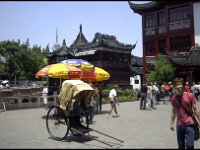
[82,67,110,82]
[35,63,83,79]
[60,59,110,82]
[61,59,94,73]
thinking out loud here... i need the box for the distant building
[129,1,200,84]
[52,27,60,51]
[46,24,136,88]
[130,55,143,89]
[130,75,141,90]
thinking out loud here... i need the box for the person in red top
[170,78,200,149]
[184,81,190,92]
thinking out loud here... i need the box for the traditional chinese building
[46,25,136,88]
[130,55,143,89]
[129,1,200,84]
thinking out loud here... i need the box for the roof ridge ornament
[80,24,82,33]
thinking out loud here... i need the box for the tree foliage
[146,54,176,85]
[0,40,47,81]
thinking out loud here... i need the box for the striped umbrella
[81,67,110,82]
[35,63,83,79]
[60,59,95,74]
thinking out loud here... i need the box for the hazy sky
[0,1,147,57]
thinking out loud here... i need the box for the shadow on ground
[48,132,124,149]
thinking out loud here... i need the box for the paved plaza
[0,100,200,149]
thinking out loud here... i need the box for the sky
[0,1,149,57]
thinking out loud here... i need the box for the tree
[146,54,176,85]
[43,44,50,53]
[0,40,46,81]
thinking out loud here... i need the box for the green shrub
[102,86,139,104]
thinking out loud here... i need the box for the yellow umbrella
[35,63,83,79]
[81,67,110,82]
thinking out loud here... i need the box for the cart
[46,80,124,147]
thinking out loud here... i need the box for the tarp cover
[58,80,94,111]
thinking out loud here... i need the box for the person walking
[162,82,170,104]
[170,78,200,149]
[42,83,48,111]
[146,82,153,110]
[94,83,100,113]
[197,82,200,101]
[191,82,198,100]
[86,95,96,124]
[152,82,158,109]
[184,81,190,92]
[108,85,119,118]
[98,83,103,112]
[140,82,148,110]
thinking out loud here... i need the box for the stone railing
[0,86,57,110]
[0,95,57,110]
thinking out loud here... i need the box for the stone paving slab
[0,101,200,149]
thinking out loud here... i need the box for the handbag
[176,96,200,141]
[193,116,200,141]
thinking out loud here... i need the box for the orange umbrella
[81,67,110,82]
[60,59,110,82]
[35,63,83,79]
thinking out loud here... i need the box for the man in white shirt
[108,85,119,118]
[42,83,48,111]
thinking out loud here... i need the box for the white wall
[130,75,141,89]
[193,2,200,45]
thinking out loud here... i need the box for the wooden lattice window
[158,12,166,26]
[169,6,190,22]
[170,36,191,51]
[145,41,155,54]
[145,15,155,28]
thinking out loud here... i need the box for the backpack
[163,85,170,92]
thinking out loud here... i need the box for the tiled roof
[49,40,74,57]
[70,24,88,48]
[130,66,143,75]
[185,47,200,65]
[92,33,135,50]
[128,1,164,14]
[71,32,135,54]
[47,25,136,57]
[128,1,188,14]
[166,52,187,65]
[130,56,143,75]
[131,56,143,66]
[167,47,200,66]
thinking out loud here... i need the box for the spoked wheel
[46,105,69,141]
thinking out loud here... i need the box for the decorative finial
[62,39,66,46]
[56,26,58,43]
[80,24,82,32]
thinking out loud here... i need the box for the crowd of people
[139,80,200,111]
[139,79,200,149]
[41,78,200,149]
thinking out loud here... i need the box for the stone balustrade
[0,86,57,110]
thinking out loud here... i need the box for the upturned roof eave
[128,1,182,15]
[128,1,159,14]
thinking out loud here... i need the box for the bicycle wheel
[46,105,69,141]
